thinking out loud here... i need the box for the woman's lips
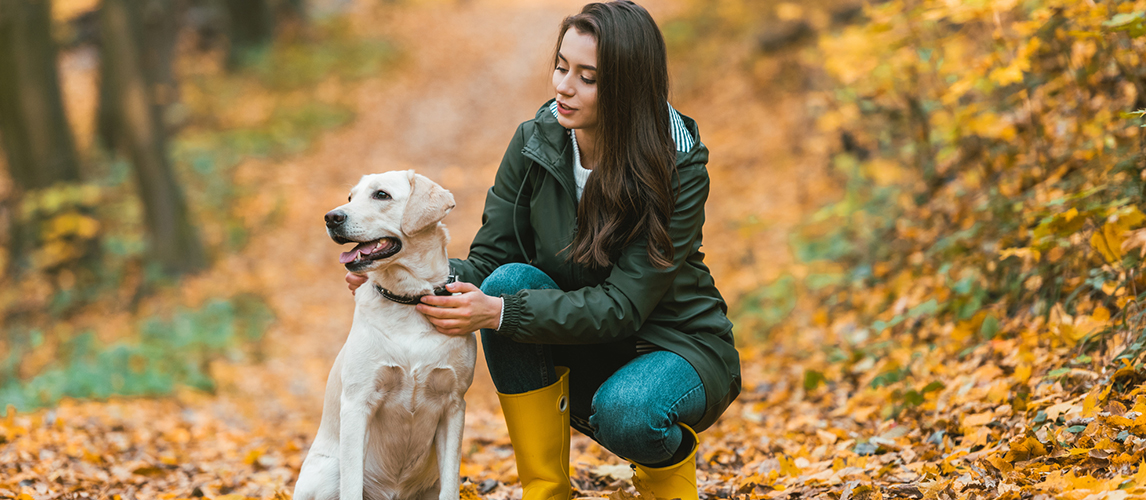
[557,101,576,116]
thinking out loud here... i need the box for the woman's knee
[589,387,676,462]
[480,263,557,296]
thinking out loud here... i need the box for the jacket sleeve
[449,123,532,286]
[496,164,710,344]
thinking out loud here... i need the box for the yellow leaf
[459,483,482,500]
[989,62,1024,86]
[1132,395,1146,415]
[1058,322,1086,347]
[986,453,1012,473]
[1134,461,1146,486]
[1081,393,1098,418]
[778,453,802,477]
[1092,221,1125,263]
[1004,434,1047,461]
[1015,363,1032,383]
[244,448,264,465]
[963,412,993,428]
[831,457,846,472]
[1093,306,1111,323]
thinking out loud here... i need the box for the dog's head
[324,170,456,273]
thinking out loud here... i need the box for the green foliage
[804,369,827,391]
[0,295,272,411]
[736,275,798,335]
[245,21,395,90]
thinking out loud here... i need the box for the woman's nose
[556,75,573,96]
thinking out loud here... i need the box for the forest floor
[6,0,1138,499]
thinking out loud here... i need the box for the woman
[349,2,739,499]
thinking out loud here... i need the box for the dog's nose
[325,210,347,228]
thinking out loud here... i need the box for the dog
[293,170,477,500]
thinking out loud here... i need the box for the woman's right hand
[346,272,368,294]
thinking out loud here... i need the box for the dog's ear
[402,170,456,235]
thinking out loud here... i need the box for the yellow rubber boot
[497,366,571,500]
[631,424,699,500]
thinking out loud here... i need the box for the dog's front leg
[435,397,467,500]
[339,383,374,500]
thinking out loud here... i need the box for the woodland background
[1,0,1146,498]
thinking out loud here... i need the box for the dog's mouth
[339,237,402,265]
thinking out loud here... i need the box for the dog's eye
[348,194,352,202]
[373,190,391,200]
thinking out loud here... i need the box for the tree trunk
[223,0,274,67]
[0,0,81,188]
[0,0,83,275]
[99,0,206,276]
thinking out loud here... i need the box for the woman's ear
[401,170,456,235]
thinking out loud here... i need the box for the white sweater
[571,130,592,201]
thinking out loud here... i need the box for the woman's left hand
[416,281,503,336]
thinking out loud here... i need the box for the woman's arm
[496,164,711,344]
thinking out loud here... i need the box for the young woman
[348,2,740,499]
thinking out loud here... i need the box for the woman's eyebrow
[557,53,597,72]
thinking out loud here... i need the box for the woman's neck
[574,128,600,170]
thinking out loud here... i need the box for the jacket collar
[522,100,577,199]
[522,99,706,198]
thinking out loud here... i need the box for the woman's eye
[373,190,391,200]
[581,77,596,84]
[556,66,568,73]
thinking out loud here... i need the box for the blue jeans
[480,263,707,466]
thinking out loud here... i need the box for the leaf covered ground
[4,0,1146,499]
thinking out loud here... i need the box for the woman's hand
[417,282,503,336]
[346,272,368,294]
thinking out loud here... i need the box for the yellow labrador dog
[294,170,477,500]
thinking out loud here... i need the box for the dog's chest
[372,361,458,414]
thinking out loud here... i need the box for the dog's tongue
[339,241,376,264]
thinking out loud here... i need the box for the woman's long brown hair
[559,1,678,269]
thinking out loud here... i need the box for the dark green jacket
[450,99,740,432]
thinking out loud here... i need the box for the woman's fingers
[417,303,468,319]
[346,272,367,294]
[447,281,480,293]
[415,281,499,334]
[419,294,463,307]
[425,317,470,336]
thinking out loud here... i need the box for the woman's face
[552,29,598,132]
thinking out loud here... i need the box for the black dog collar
[374,273,457,305]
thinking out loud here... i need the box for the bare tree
[98,0,206,275]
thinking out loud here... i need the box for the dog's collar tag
[374,273,457,305]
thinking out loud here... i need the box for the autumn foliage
[728,0,1146,497]
[3,0,1146,499]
